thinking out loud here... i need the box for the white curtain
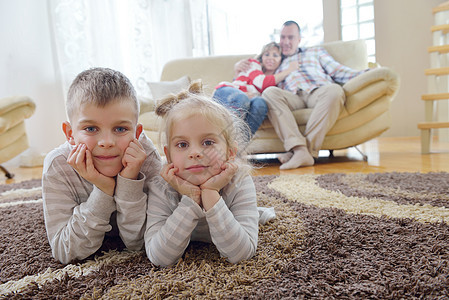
[48,0,209,98]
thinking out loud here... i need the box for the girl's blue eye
[85,127,97,133]
[203,140,215,146]
[176,142,188,148]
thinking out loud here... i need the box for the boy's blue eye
[115,127,128,133]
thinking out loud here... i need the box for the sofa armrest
[0,96,36,134]
[343,67,400,114]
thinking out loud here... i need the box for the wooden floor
[1,136,449,185]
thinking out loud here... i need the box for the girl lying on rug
[144,81,271,267]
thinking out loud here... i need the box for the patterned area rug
[1,172,449,299]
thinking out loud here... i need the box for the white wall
[375,0,447,137]
[1,0,447,164]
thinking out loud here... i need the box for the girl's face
[261,47,282,73]
[63,100,142,177]
[165,114,232,186]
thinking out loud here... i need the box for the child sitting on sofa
[213,42,298,136]
[144,81,260,267]
[42,67,162,264]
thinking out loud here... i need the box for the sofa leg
[354,146,368,161]
[0,165,14,179]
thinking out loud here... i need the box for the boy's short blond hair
[66,67,139,121]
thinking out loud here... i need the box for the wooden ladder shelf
[419,2,449,153]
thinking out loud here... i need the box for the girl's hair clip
[155,80,203,116]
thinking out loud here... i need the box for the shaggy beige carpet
[1,172,448,299]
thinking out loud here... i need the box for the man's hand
[67,144,115,196]
[234,58,251,77]
[120,139,146,180]
[160,163,201,206]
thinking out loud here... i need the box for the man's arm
[318,47,369,84]
[234,58,251,78]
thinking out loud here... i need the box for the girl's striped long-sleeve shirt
[144,174,259,267]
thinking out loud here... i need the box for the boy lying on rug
[42,68,162,264]
[145,81,274,267]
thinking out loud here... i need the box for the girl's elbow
[228,245,257,264]
[146,248,177,267]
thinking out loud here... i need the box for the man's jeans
[213,86,268,136]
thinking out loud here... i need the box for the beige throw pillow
[148,75,191,101]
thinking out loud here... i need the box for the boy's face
[63,100,142,177]
[164,115,233,186]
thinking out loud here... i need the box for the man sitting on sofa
[236,20,369,169]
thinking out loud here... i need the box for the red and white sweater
[215,59,276,96]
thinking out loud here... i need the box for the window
[206,0,323,55]
[340,0,376,63]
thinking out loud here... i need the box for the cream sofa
[139,39,400,155]
[0,96,36,178]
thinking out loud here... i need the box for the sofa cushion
[160,55,253,95]
[148,75,191,101]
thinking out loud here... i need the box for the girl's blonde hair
[155,80,253,177]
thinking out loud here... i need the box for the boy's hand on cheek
[161,163,201,206]
[120,139,146,180]
[67,144,115,196]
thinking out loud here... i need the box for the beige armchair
[0,96,36,178]
[138,40,400,157]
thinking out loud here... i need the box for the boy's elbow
[124,239,144,251]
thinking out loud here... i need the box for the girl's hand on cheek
[200,161,238,192]
[67,144,116,196]
[160,163,201,206]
